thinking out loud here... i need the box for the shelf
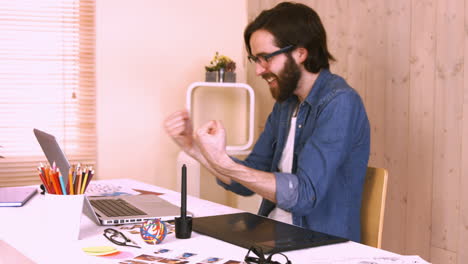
[186,82,255,152]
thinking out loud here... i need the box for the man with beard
[164,2,370,242]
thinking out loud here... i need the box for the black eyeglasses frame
[244,246,292,264]
[103,228,141,248]
[247,45,296,65]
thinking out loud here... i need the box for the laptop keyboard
[90,198,146,217]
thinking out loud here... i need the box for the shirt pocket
[271,139,277,150]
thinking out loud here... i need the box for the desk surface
[0,179,411,264]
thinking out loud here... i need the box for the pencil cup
[45,194,85,240]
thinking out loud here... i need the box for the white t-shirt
[268,115,297,224]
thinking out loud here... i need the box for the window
[0,0,96,187]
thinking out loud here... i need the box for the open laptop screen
[33,128,70,185]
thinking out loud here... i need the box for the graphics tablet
[193,212,348,254]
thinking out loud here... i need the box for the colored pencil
[76,169,83,195]
[83,170,94,192]
[51,171,62,195]
[58,174,67,195]
[80,169,89,194]
[68,167,74,195]
[37,162,94,195]
[38,167,51,193]
[44,166,55,194]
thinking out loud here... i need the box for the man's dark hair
[244,2,335,73]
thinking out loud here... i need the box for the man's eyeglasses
[103,228,141,248]
[244,246,292,264]
[247,45,295,67]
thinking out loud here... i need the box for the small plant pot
[224,72,236,83]
[205,71,218,82]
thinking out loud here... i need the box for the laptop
[193,212,348,254]
[83,193,181,226]
[33,128,181,226]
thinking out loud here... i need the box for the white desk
[0,179,407,264]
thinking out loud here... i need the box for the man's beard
[263,55,301,102]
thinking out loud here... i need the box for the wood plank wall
[247,1,467,263]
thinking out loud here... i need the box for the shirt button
[298,124,302,128]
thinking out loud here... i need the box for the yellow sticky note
[82,246,118,256]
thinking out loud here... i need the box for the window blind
[0,0,96,187]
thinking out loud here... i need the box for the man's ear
[293,47,308,64]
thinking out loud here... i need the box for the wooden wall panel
[382,0,411,254]
[363,0,386,168]
[312,0,350,79]
[458,1,468,263]
[345,0,368,99]
[431,246,457,264]
[362,0,392,250]
[431,0,464,256]
[407,0,436,260]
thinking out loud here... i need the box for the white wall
[96,0,248,191]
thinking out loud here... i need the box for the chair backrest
[360,166,388,248]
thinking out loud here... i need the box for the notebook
[33,128,181,226]
[0,186,37,207]
[193,212,348,254]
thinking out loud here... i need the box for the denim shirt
[217,69,370,242]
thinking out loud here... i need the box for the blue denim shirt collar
[304,69,332,106]
[282,68,332,109]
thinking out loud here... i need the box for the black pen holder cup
[175,216,192,239]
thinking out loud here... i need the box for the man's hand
[194,120,276,202]
[194,120,231,168]
[164,110,199,158]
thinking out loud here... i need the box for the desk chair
[360,166,388,248]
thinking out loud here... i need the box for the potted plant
[205,52,236,82]
[224,59,236,83]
